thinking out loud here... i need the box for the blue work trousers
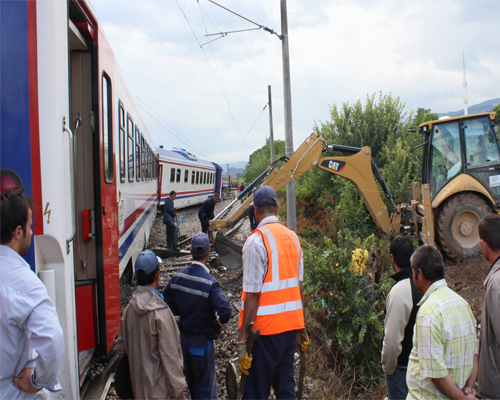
[243,330,297,400]
[164,216,178,250]
[385,367,408,400]
[181,335,217,400]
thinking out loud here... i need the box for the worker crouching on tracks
[237,185,309,399]
[117,250,186,400]
[198,193,220,234]
[163,233,232,400]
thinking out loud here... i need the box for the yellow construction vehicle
[212,112,499,267]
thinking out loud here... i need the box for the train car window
[141,137,146,181]
[196,171,199,184]
[143,145,151,180]
[102,74,113,184]
[170,168,175,183]
[191,171,195,184]
[184,170,189,183]
[127,114,134,182]
[153,153,158,179]
[210,173,213,184]
[119,101,126,183]
[135,127,141,181]
[176,169,181,183]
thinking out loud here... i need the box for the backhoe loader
[211,112,499,267]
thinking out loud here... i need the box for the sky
[89,0,500,168]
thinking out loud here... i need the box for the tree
[243,138,286,183]
[413,107,439,128]
[493,105,500,136]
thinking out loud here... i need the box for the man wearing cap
[198,193,220,234]
[163,233,232,400]
[237,185,309,399]
[117,250,186,400]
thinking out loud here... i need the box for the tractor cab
[420,112,500,203]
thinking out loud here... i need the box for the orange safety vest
[239,222,305,335]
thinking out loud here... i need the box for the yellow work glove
[237,340,252,376]
[297,330,310,357]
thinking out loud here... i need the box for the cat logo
[329,161,340,171]
[320,159,346,172]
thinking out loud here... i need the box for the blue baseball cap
[253,185,278,206]
[191,232,211,254]
[135,249,159,274]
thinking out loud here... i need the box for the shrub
[302,232,392,392]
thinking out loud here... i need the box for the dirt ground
[106,197,490,400]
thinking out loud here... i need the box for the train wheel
[437,192,493,261]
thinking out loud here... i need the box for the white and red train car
[0,0,157,397]
[157,147,221,209]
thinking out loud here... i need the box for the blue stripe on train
[0,1,36,271]
[118,200,157,262]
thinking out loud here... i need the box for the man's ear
[13,225,23,240]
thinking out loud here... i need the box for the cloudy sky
[89,0,500,168]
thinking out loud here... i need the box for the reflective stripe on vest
[239,223,304,335]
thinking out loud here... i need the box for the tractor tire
[437,192,493,261]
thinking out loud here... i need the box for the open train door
[68,0,121,386]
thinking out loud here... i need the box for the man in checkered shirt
[407,245,479,400]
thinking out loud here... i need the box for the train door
[68,2,102,385]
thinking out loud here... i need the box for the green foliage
[414,107,439,129]
[243,138,286,183]
[493,105,500,138]
[303,233,391,390]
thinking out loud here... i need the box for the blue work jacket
[198,197,216,220]
[163,197,175,223]
[163,262,232,337]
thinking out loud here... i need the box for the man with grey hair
[406,245,478,400]
[477,214,500,400]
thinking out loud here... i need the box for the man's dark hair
[192,250,209,261]
[213,192,220,199]
[1,189,33,244]
[169,190,176,197]
[411,245,445,282]
[390,235,414,269]
[479,214,500,251]
[255,198,277,216]
[135,266,159,286]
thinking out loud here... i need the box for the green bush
[303,232,391,391]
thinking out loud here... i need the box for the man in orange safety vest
[237,185,309,399]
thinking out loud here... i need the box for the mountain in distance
[438,97,500,117]
[221,161,247,178]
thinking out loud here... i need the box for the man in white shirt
[0,189,64,399]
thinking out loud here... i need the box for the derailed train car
[0,0,157,397]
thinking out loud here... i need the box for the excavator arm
[211,132,403,269]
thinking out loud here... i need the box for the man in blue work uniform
[163,233,232,400]
[163,190,178,250]
[198,193,220,234]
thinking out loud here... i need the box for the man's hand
[13,368,41,393]
[297,329,310,357]
[237,340,252,376]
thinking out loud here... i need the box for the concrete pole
[281,0,296,231]
[268,85,275,164]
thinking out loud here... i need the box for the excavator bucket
[214,231,243,270]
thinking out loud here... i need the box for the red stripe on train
[119,194,157,238]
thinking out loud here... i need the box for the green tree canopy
[243,138,286,183]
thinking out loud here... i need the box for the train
[0,1,234,397]
[157,147,232,209]
[0,0,158,397]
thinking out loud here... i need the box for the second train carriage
[157,147,220,209]
[0,0,158,397]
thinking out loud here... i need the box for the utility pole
[281,0,296,231]
[268,85,275,164]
